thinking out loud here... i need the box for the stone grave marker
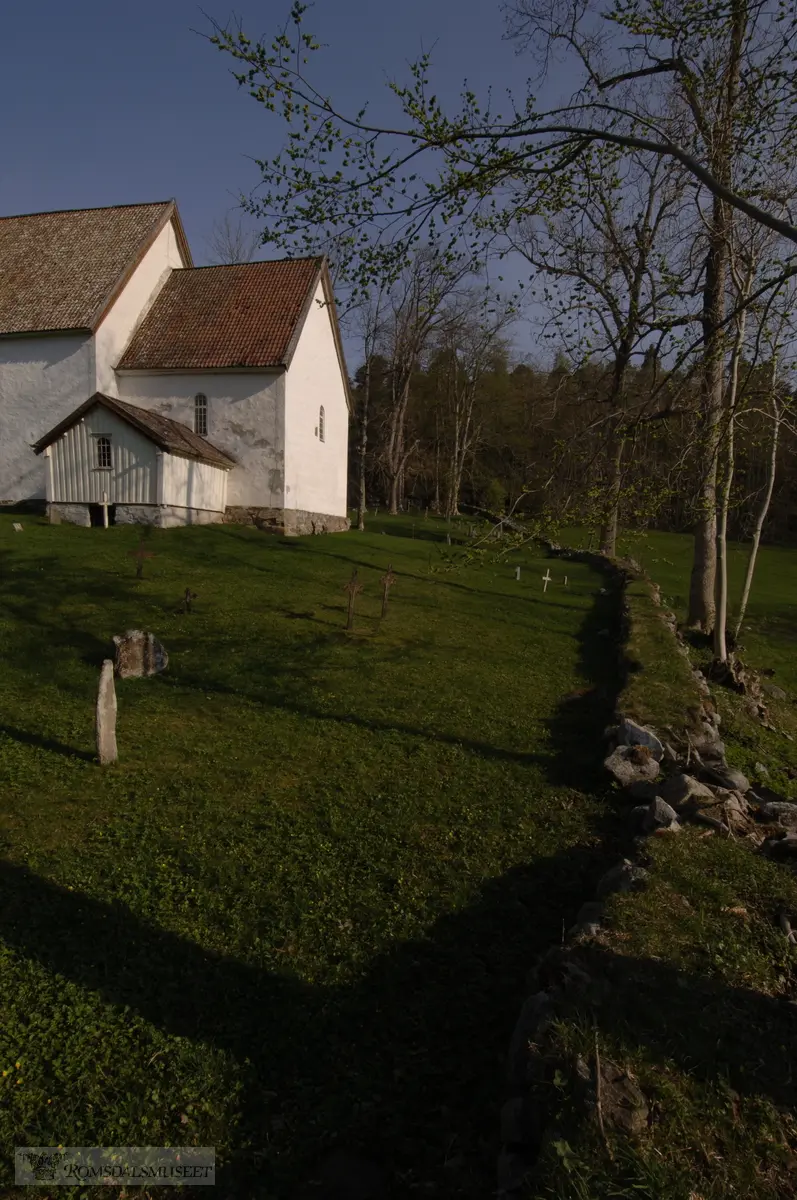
[542,569,552,593]
[12,522,23,533]
[113,630,169,679]
[96,659,118,765]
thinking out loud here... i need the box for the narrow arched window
[318,405,325,443]
[195,393,208,437]
[97,436,112,469]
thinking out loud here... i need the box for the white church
[0,200,351,533]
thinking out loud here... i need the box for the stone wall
[223,506,350,536]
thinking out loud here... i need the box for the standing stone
[96,659,118,765]
[113,630,169,679]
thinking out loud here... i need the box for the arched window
[194,393,208,437]
[97,436,112,469]
[318,405,325,443]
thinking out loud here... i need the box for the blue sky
[1,1,549,267]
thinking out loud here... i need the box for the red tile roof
[33,393,235,469]
[117,258,324,370]
[0,201,191,335]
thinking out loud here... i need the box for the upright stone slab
[96,659,118,765]
[113,630,169,679]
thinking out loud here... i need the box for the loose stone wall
[496,542,796,1194]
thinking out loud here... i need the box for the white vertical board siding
[161,454,228,511]
[283,281,349,516]
[48,407,156,504]
[117,372,284,507]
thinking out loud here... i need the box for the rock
[596,859,649,899]
[507,992,556,1087]
[571,900,604,937]
[598,1062,650,1136]
[754,762,770,778]
[762,683,788,701]
[642,797,679,832]
[763,833,797,860]
[758,801,797,828]
[626,780,661,802]
[496,1146,533,1192]
[95,659,118,766]
[658,773,716,810]
[618,718,664,761]
[604,745,660,789]
[701,764,751,793]
[113,630,169,679]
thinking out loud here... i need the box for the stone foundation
[49,503,91,527]
[222,506,350,536]
[115,505,223,529]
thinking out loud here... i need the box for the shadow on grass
[0,725,95,763]
[2,857,795,1198]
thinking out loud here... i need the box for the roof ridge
[0,200,173,222]
[184,255,324,271]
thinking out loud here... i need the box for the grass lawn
[0,512,623,1198]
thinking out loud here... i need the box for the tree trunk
[734,388,781,639]
[714,419,734,661]
[357,358,371,531]
[688,215,727,632]
[599,433,625,556]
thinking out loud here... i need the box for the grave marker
[96,659,118,765]
[101,490,110,529]
[380,564,397,617]
[12,522,23,533]
[542,569,552,593]
[515,566,521,581]
[343,568,364,631]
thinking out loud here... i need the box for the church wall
[283,280,349,519]
[0,333,93,502]
[94,219,187,396]
[116,371,285,507]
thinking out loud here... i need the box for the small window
[318,405,325,443]
[195,393,208,437]
[97,436,112,469]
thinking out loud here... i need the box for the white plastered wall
[283,281,349,516]
[116,372,285,507]
[161,454,228,512]
[0,334,93,501]
[94,219,187,396]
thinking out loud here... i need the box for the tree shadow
[2,858,795,1198]
[0,725,95,763]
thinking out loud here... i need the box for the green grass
[528,528,797,1199]
[0,512,624,1198]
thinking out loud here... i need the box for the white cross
[542,569,552,592]
[101,490,110,529]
